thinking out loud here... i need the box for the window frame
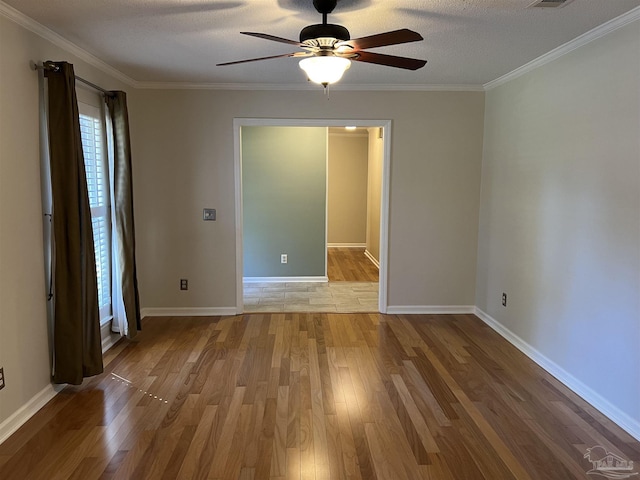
[78,95,113,325]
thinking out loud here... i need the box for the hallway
[244,248,379,313]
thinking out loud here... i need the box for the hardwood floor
[327,248,378,282]
[1,313,638,479]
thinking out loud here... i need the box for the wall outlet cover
[203,208,216,221]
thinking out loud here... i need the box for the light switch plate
[203,208,216,221]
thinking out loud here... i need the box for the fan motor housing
[313,0,338,14]
[300,24,350,43]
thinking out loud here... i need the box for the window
[78,101,112,324]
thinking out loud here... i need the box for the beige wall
[477,20,640,428]
[0,14,131,428]
[130,89,484,310]
[366,128,384,262]
[328,132,368,245]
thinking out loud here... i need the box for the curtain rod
[31,61,115,97]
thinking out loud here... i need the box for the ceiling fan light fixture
[299,56,351,85]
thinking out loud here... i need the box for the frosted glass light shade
[299,56,351,85]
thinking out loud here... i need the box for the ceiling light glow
[299,56,351,85]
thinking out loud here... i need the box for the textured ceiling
[5,0,640,87]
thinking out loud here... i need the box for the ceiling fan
[217,0,427,87]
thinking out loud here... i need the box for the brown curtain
[45,61,103,384]
[105,92,141,338]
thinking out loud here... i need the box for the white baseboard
[101,321,120,353]
[386,305,476,315]
[2,324,120,447]
[364,249,380,269]
[3,305,637,448]
[327,243,366,248]
[141,307,238,318]
[0,383,65,445]
[243,276,329,283]
[474,307,640,442]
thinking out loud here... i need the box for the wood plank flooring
[1,313,638,479]
[327,248,378,282]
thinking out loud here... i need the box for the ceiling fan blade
[353,51,427,70]
[241,32,303,46]
[217,52,310,66]
[337,28,423,51]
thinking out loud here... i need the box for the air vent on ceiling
[529,0,574,7]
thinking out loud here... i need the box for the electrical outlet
[180,279,188,291]
[281,254,288,264]
[0,367,5,390]
[502,293,507,307]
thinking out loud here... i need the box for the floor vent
[528,0,574,7]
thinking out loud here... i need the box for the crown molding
[0,0,479,95]
[0,1,137,87]
[0,3,479,93]
[134,81,485,92]
[5,0,636,94]
[135,82,319,91]
[327,132,369,138]
[484,5,640,90]
[335,83,485,92]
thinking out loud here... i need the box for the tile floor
[243,281,379,313]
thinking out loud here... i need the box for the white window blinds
[79,104,112,323]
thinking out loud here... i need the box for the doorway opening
[234,119,391,314]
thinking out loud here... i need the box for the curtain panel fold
[44,61,103,384]
[105,92,141,338]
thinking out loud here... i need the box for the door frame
[234,118,392,314]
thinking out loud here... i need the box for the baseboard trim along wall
[101,321,120,354]
[141,307,238,318]
[0,383,66,445]
[1,325,122,446]
[243,276,329,283]
[327,243,366,248]
[386,305,476,315]
[364,249,380,269]
[3,306,637,447]
[474,307,640,442]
